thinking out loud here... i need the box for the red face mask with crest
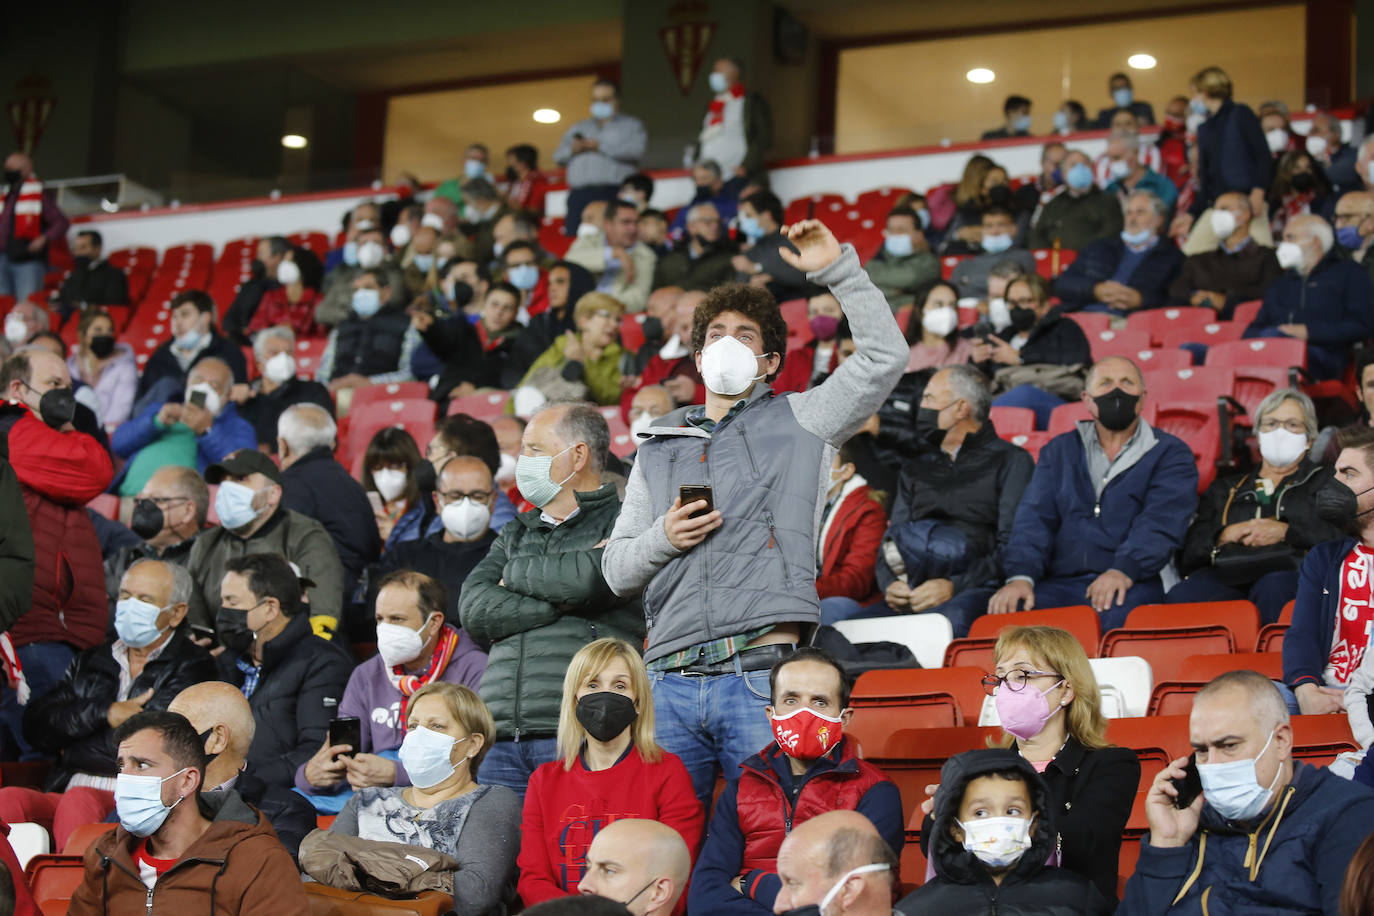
[770,707,844,759]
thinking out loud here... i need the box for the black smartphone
[189,624,215,643]
[679,485,713,519]
[1171,754,1202,809]
[188,389,207,409]
[329,716,362,760]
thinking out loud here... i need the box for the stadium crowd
[1,59,1374,915]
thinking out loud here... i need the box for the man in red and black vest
[687,647,903,916]
[0,348,112,758]
[0,152,69,304]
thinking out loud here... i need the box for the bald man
[1335,190,1374,287]
[1121,670,1374,915]
[169,680,317,860]
[774,811,895,916]
[990,356,1197,629]
[1167,190,1280,315]
[1244,213,1374,380]
[578,819,691,916]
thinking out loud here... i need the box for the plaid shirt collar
[686,398,749,434]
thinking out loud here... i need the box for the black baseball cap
[205,449,283,485]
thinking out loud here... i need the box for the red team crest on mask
[770,707,844,759]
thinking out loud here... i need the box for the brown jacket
[68,790,308,916]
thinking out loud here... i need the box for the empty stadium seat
[939,255,969,280]
[1229,365,1292,420]
[1148,652,1283,715]
[349,381,431,414]
[345,399,437,460]
[1206,337,1306,371]
[1046,401,1093,437]
[1105,715,1191,774]
[784,193,846,226]
[855,187,913,220]
[988,406,1035,435]
[1154,319,1245,351]
[834,614,953,670]
[1150,400,1224,491]
[1256,601,1294,653]
[619,313,648,353]
[1125,307,1219,346]
[943,606,1101,671]
[448,389,511,419]
[25,853,82,915]
[1121,601,1260,653]
[7,823,48,869]
[1063,311,1110,337]
[1006,431,1052,460]
[1230,300,1262,327]
[864,725,1001,824]
[62,822,116,856]
[1090,329,1153,362]
[1030,247,1077,279]
[1291,714,1360,766]
[1100,601,1259,683]
[849,667,987,753]
[295,337,329,376]
[1144,367,1235,406]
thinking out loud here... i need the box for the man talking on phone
[602,219,908,809]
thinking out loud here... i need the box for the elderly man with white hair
[1244,212,1374,379]
[232,325,334,450]
[1119,670,1374,915]
[1053,189,1185,314]
[1103,131,1179,213]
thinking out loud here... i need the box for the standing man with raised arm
[602,220,908,809]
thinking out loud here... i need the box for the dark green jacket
[1028,187,1124,251]
[459,483,643,739]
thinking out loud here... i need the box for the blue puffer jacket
[1244,254,1374,379]
[1284,536,1357,689]
[1119,762,1374,915]
[1001,421,1197,584]
[1054,236,1185,311]
[109,401,256,491]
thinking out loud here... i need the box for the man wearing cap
[186,449,345,640]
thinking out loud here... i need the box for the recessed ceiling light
[533,108,561,124]
[1128,53,1157,70]
[966,68,995,84]
[281,134,308,149]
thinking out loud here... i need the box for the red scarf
[4,173,43,241]
[706,82,746,129]
[388,624,462,725]
[1331,545,1374,683]
[1273,191,1315,236]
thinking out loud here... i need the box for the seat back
[447,389,511,419]
[1291,715,1360,767]
[8,823,49,869]
[967,605,1101,654]
[1206,337,1307,371]
[1100,628,1235,684]
[865,726,1002,825]
[1105,715,1192,772]
[345,399,437,458]
[1147,652,1283,716]
[349,381,431,414]
[1125,307,1219,346]
[1144,367,1235,406]
[1090,328,1153,362]
[1047,401,1093,437]
[834,614,953,670]
[1123,602,1260,656]
[1088,656,1154,718]
[988,406,1035,435]
[851,667,986,727]
[25,854,83,914]
[62,821,116,856]
[1256,623,1289,653]
[1006,431,1053,460]
[1132,348,1194,372]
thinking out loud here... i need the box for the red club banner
[8,74,55,157]
[659,6,717,97]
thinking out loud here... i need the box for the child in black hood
[896,748,1110,916]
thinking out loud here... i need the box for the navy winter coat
[1054,237,1185,311]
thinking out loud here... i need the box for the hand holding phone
[328,717,362,761]
[1171,753,1202,810]
[679,485,713,519]
[188,389,207,410]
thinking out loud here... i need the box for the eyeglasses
[981,669,1062,696]
[439,490,492,503]
[1335,212,1373,225]
[1257,418,1307,434]
[141,496,189,507]
[1007,296,1037,308]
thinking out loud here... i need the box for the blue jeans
[478,737,557,802]
[0,256,46,303]
[1030,575,1165,632]
[0,642,76,760]
[992,385,1068,430]
[822,590,993,638]
[1166,568,1299,627]
[650,664,777,813]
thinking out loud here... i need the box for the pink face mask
[994,677,1066,741]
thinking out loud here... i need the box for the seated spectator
[1269,150,1333,239]
[441,254,491,318]
[989,357,1197,629]
[981,94,1032,140]
[637,208,670,257]
[1259,101,1299,158]
[375,456,500,622]
[773,811,895,916]
[362,426,424,546]
[1053,100,1089,135]
[619,173,655,213]
[732,190,822,302]
[653,202,736,292]
[1119,671,1374,915]
[0,560,214,850]
[454,178,510,268]
[1104,132,1179,213]
[814,438,887,609]
[323,201,380,275]
[2,299,50,349]
[577,818,692,916]
[135,290,247,411]
[297,569,486,813]
[512,260,598,377]
[950,207,1038,300]
[904,280,975,372]
[315,267,420,399]
[843,367,1031,635]
[1028,142,1068,206]
[426,188,463,237]
[946,165,1034,257]
[54,229,128,319]
[863,206,939,310]
[417,282,525,404]
[188,449,344,634]
[223,235,288,344]
[113,357,256,496]
[168,681,317,860]
[1336,192,1374,290]
[566,200,656,313]
[305,682,521,915]
[1167,190,1280,315]
[1029,150,1125,251]
[774,292,844,393]
[433,143,492,206]
[67,709,309,915]
[214,553,353,787]
[1054,190,1184,314]
[1307,110,1359,193]
[940,157,997,252]
[246,254,322,339]
[514,292,625,407]
[900,748,1111,916]
[459,403,644,797]
[67,308,136,429]
[278,404,379,602]
[105,466,207,597]
[687,648,903,916]
[620,289,706,414]
[668,160,739,239]
[627,384,674,444]
[505,143,549,216]
[315,222,404,328]
[1094,71,1155,127]
[517,638,702,905]
[1245,214,1374,380]
[1170,389,1336,624]
[496,241,549,323]
[231,325,333,450]
[399,220,443,300]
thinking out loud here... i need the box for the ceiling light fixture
[966,68,995,84]
[281,134,308,149]
[1128,53,1157,70]
[533,108,561,124]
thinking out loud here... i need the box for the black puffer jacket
[974,310,1092,378]
[897,748,1111,916]
[24,628,217,790]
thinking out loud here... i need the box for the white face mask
[630,413,654,440]
[186,382,223,417]
[376,616,435,668]
[958,815,1034,868]
[357,240,385,270]
[495,452,517,486]
[390,223,412,249]
[814,863,890,916]
[441,498,491,540]
[3,315,27,346]
[1305,134,1329,159]
[988,298,1012,332]
[372,468,408,502]
[262,351,296,384]
[1276,241,1306,271]
[1258,426,1308,467]
[1266,128,1290,155]
[276,259,301,285]
[922,306,959,338]
[1209,208,1238,240]
[700,335,768,396]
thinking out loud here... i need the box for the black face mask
[1315,478,1374,528]
[130,499,165,540]
[641,316,664,344]
[1291,172,1316,193]
[215,607,256,657]
[33,386,76,429]
[914,405,949,447]
[89,334,116,358]
[413,459,438,493]
[73,256,92,271]
[1092,388,1140,432]
[2,170,20,185]
[249,259,266,279]
[450,280,474,310]
[621,879,656,912]
[986,184,1012,205]
[576,692,638,743]
[505,166,518,181]
[1008,306,1038,334]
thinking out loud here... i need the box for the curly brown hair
[690,283,790,380]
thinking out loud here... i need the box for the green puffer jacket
[459,483,643,740]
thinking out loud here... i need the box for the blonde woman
[516,638,702,907]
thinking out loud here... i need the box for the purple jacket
[294,628,488,794]
[0,183,69,261]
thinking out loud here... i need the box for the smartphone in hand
[679,485,714,519]
[188,389,207,409]
[1171,754,1202,809]
[329,717,362,761]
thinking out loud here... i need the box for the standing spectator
[135,290,247,410]
[459,404,644,797]
[223,236,288,344]
[432,143,492,207]
[505,144,549,216]
[1268,150,1332,239]
[314,268,420,401]
[214,553,354,788]
[1030,142,1068,203]
[232,326,333,450]
[698,57,772,190]
[67,308,137,429]
[902,280,975,372]
[1053,100,1089,136]
[104,466,206,599]
[566,200,656,313]
[863,206,939,310]
[981,95,1033,140]
[514,293,626,407]
[1337,191,1374,288]
[1307,111,1359,193]
[555,79,647,237]
[732,191,823,302]
[1167,191,1280,315]
[54,230,128,319]
[1104,132,1179,212]
[1029,150,1125,250]
[517,638,701,905]
[815,438,887,610]
[577,819,692,916]
[989,357,1197,629]
[1093,72,1156,127]
[668,162,740,239]
[1054,190,1184,314]
[653,203,736,292]
[0,152,68,302]
[950,207,1038,301]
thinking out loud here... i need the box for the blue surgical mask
[214,480,260,531]
[1066,162,1095,191]
[916,208,932,230]
[591,101,615,121]
[114,769,188,838]
[174,329,204,351]
[1190,97,1209,117]
[463,159,485,179]
[1113,87,1134,108]
[982,232,1013,254]
[412,253,434,272]
[398,726,470,790]
[1198,728,1281,822]
[738,215,764,242]
[342,240,359,267]
[515,444,575,508]
[508,263,540,291]
[114,597,169,649]
[1053,110,1070,133]
[352,287,382,319]
[1338,225,1366,250]
[1012,114,1032,133]
[708,72,730,94]
[883,234,914,258]
[1121,228,1156,247]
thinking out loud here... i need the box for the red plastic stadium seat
[1030,248,1077,279]
[349,381,431,415]
[1205,337,1306,371]
[1100,601,1259,683]
[1089,328,1153,362]
[864,725,1001,824]
[1046,401,1093,437]
[1229,366,1291,421]
[943,606,1101,671]
[1105,715,1192,772]
[1291,715,1360,767]
[346,399,436,458]
[1144,367,1235,407]
[1064,310,1110,337]
[1155,319,1245,351]
[855,187,913,220]
[1230,300,1262,327]
[779,298,809,342]
[620,313,648,353]
[25,854,85,915]
[62,821,116,855]
[1125,307,1218,346]
[1149,400,1222,491]
[939,255,969,280]
[86,494,118,521]
[1256,601,1294,653]
[1131,348,1193,372]
[1005,431,1052,460]
[784,193,846,226]
[295,337,329,376]
[1147,652,1284,716]
[849,667,989,754]
[448,389,511,419]
[988,406,1035,435]
[900,841,928,891]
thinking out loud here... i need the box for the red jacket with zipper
[817,483,886,601]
